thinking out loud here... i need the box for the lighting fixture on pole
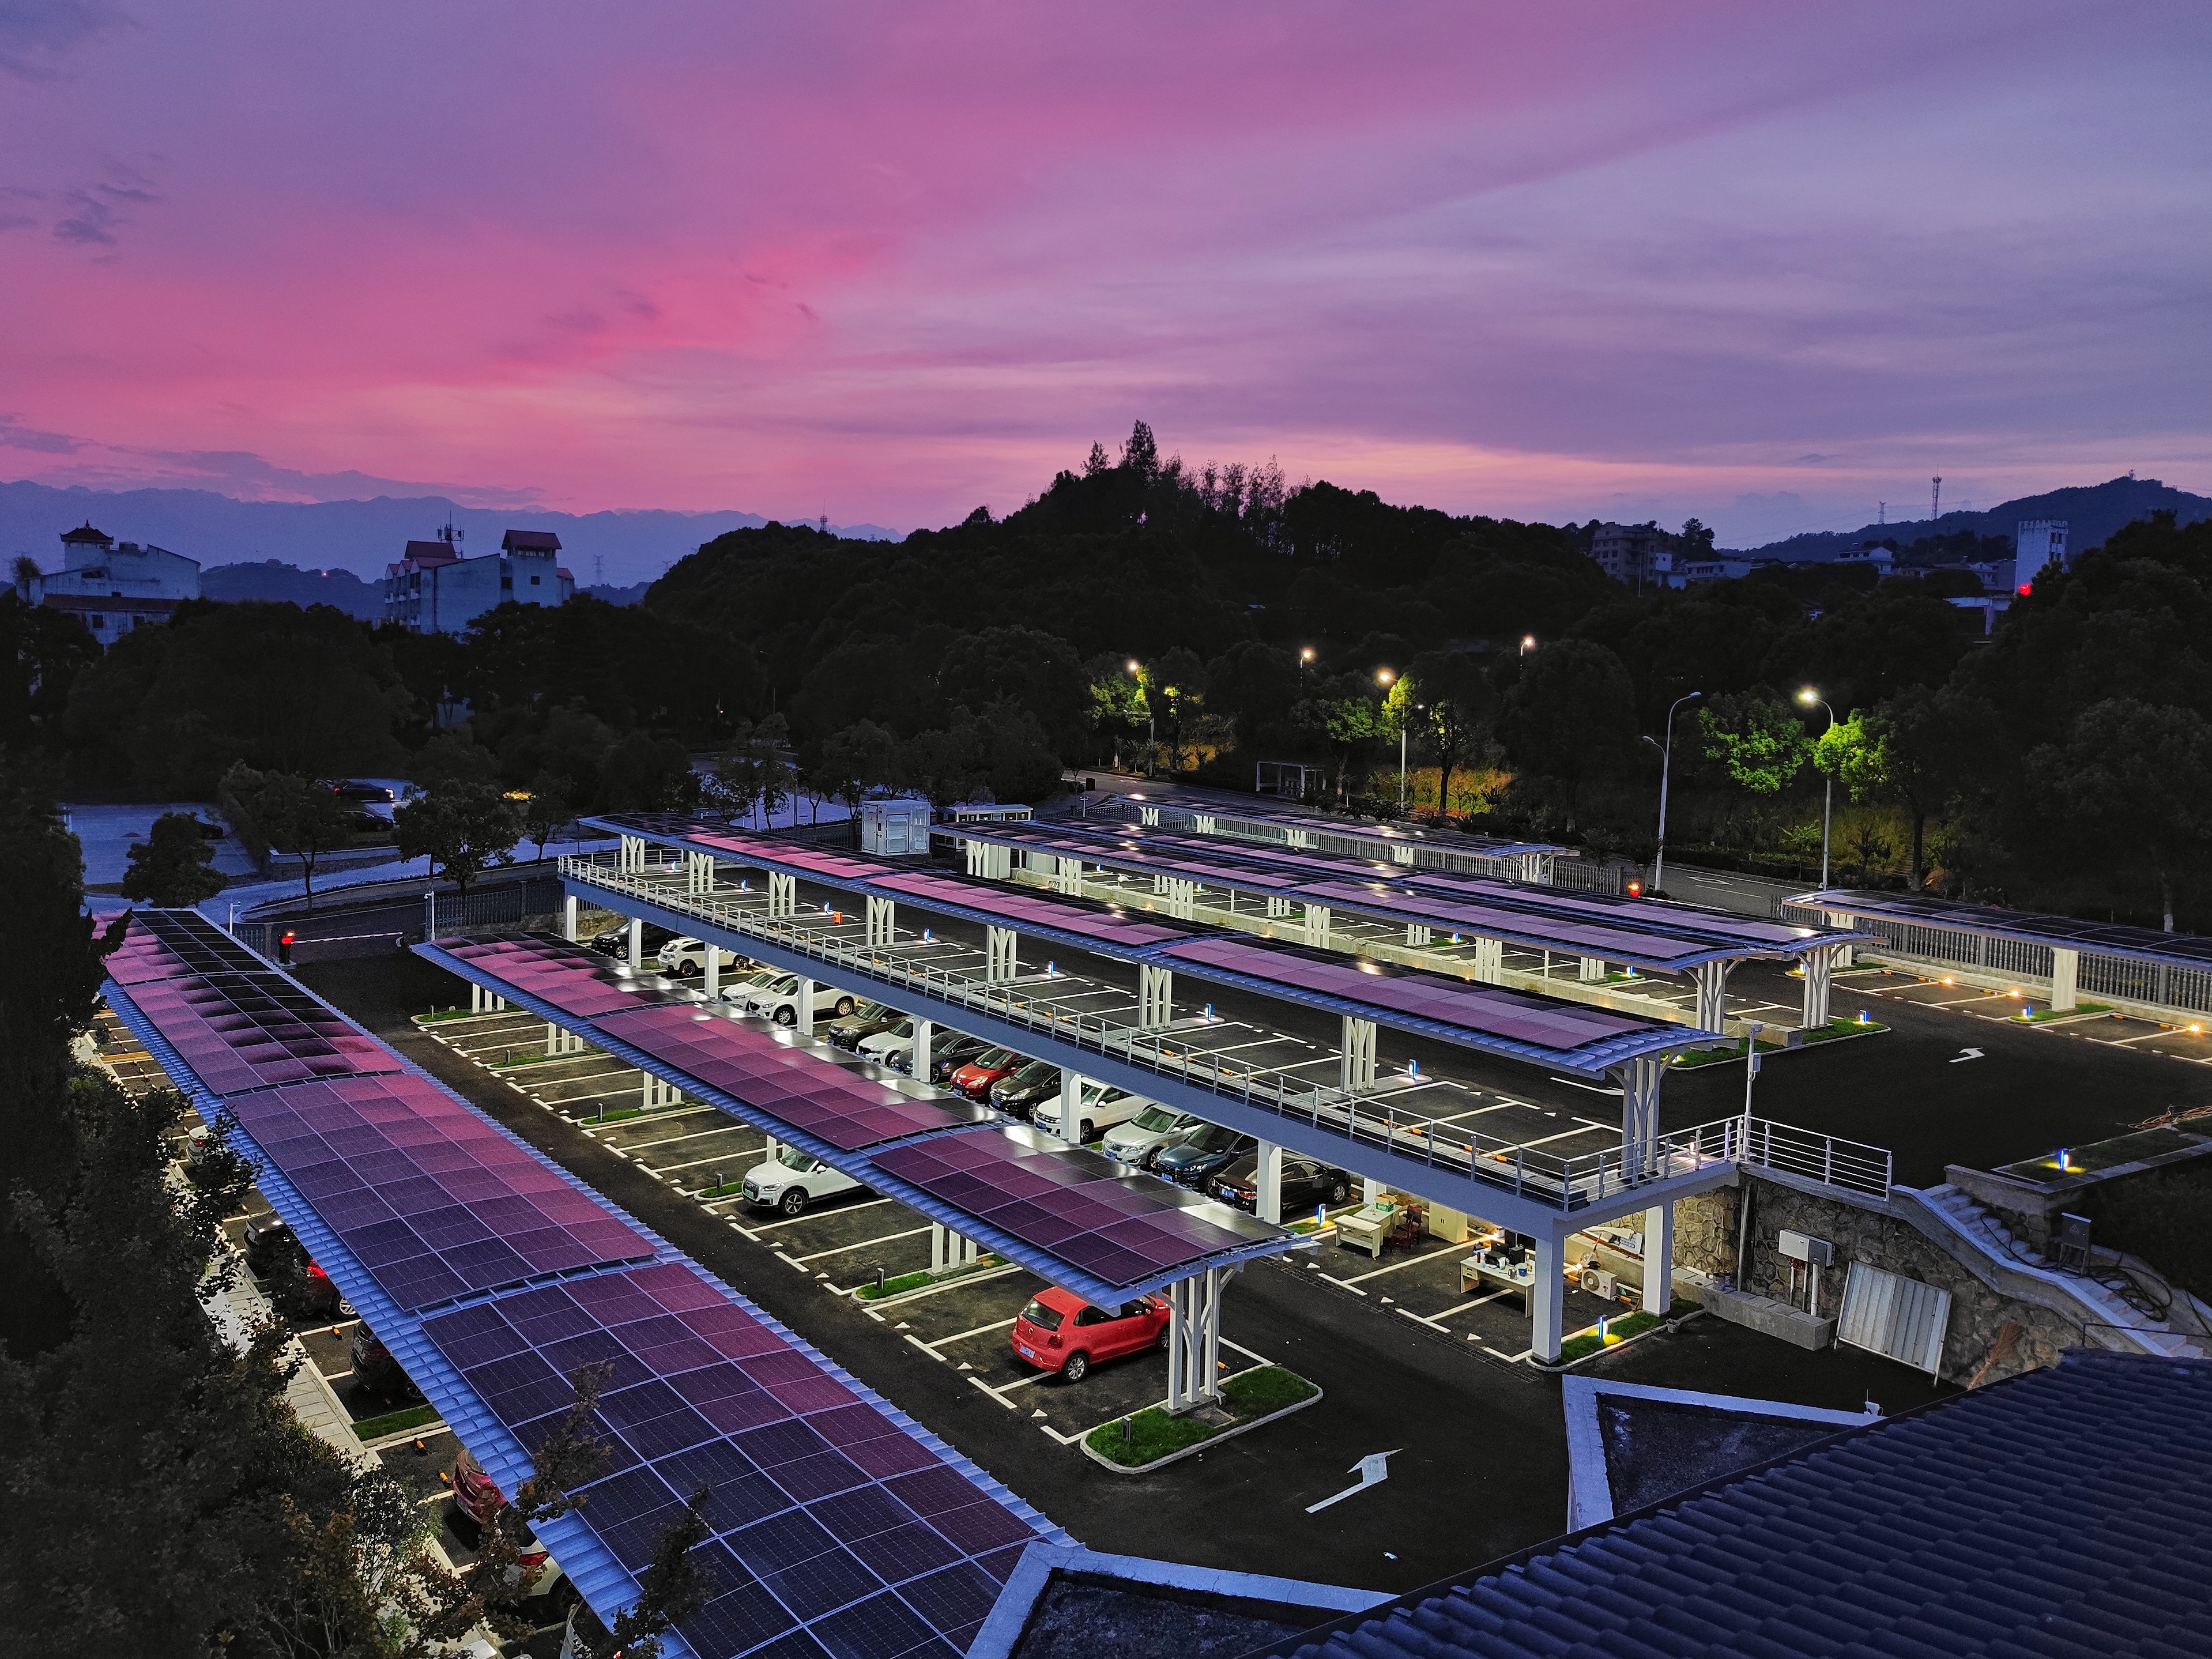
[1798,688,1836,888]
[1649,690,1702,896]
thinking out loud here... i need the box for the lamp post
[1649,690,1702,897]
[1798,688,1836,888]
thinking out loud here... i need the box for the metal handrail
[562,853,1890,1205]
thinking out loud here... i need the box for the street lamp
[1798,688,1836,888]
[1649,690,1702,896]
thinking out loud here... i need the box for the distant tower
[1931,477,1942,522]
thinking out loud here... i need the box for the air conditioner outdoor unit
[1779,1229,1834,1267]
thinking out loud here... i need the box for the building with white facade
[382,527,575,634]
[18,523,202,647]
[2016,519,2069,575]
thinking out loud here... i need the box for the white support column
[1341,1016,1377,1091]
[767,872,796,918]
[1472,937,1504,984]
[865,896,895,948]
[703,948,720,1000]
[1139,965,1173,1029]
[563,895,578,942]
[2051,946,2079,1013]
[795,976,816,1036]
[1304,904,1331,948]
[1405,922,1433,948]
[985,926,1019,983]
[627,915,643,969]
[1256,1141,1284,1224]
[1642,1200,1675,1315]
[911,1019,933,1081]
[1531,1230,1566,1363]
[1693,960,1733,1032]
[1578,956,1604,982]
[1800,944,1836,1030]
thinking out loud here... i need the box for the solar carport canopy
[101,911,1068,1658]
[936,816,1857,970]
[419,934,1295,1304]
[583,815,1719,1066]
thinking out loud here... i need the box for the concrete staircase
[1913,1183,2205,1359]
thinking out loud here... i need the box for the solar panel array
[1159,937,1665,1053]
[117,970,402,1095]
[868,869,1194,949]
[871,1129,1277,1290]
[435,935,685,1018]
[595,1004,990,1151]
[228,1073,655,1310]
[424,1260,1035,1658]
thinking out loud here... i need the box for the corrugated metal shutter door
[1837,1262,1951,1375]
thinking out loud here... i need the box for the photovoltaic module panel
[117,971,402,1094]
[434,936,686,1019]
[422,1261,1039,1658]
[227,1073,656,1311]
[1158,936,1667,1053]
[869,1130,1276,1290]
[593,1004,990,1151]
[865,870,1194,949]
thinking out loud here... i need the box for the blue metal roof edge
[102,975,1077,1639]
[565,837,1717,1077]
[412,943,1308,1304]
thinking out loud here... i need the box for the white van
[741,1146,865,1216]
[1100,1104,1207,1168]
[742,972,858,1027]
[1032,1080,1148,1147]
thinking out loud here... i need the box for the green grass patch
[1084,1366,1317,1468]
[352,1404,441,1441]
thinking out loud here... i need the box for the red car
[948,1046,1024,1101]
[1009,1287,1169,1382]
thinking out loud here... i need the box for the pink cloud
[2,0,2206,542]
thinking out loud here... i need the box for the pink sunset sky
[3,0,2207,544]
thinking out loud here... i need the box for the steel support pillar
[1693,960,1733,1032]
[865,896,895,948]
[1256,1141,1284,1224]
[796,976,816,1036]
[1304,904,1331,948]
[1530,1230,1565,1363]
[985,926,1019,983]
[627,915,643,969]
[1341,1016,1377,1091]
[563,895,578,942]
[1139,966,1173,1029]
[1642,1200,1675,1315]
[1800,944,1837,1029]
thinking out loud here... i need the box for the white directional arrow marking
[1305,1450,1399,1513]
[1951,1047,1984,1064]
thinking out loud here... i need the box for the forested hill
[1745,475,2211,563]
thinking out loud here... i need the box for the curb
[1080,1385,1324,1476]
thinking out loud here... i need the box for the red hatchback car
[949,1046,1024,1100]
[1009,1287,1169,1382]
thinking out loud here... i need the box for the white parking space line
[793,1226,933,1264]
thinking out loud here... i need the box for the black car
[989,1060,1062,1120]
[589,921,676,959]
[348,1324,421,1403]
[926,1033,994,1085]
[1209,1151,1352,1215]
[1152,1124,1258,1189]
[822,1000,904,1051]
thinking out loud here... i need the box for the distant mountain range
[1739,476,2211,561]
[0,478,897,587]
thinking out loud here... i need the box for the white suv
[656,936,749,979]
[741,1146,865,1216]
[740,972,857,1027]
[1100,1104,1207,1168]
[1032,1081,1148,1146]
